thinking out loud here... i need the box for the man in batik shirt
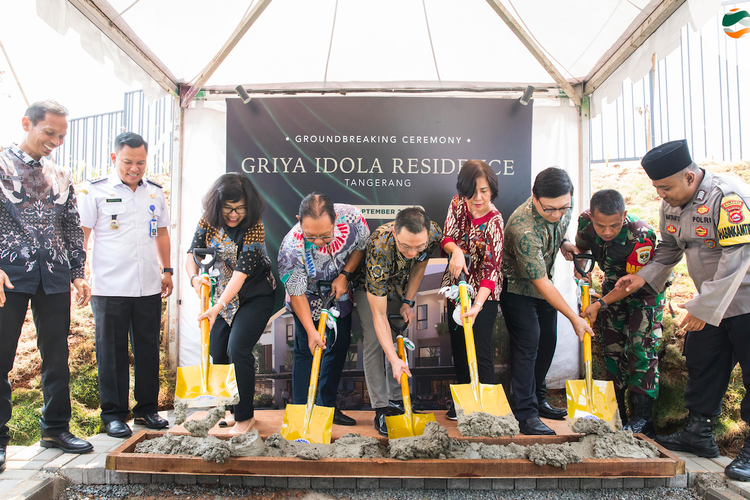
[354,207,442,436]
[0,101,93,471]
[576,189,664,437]
[278,192,370,426]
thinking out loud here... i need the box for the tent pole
[579,93,592,212]
[166,98,184,372]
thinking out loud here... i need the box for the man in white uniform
[78,132,172,438]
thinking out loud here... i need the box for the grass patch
[7,389,43,446]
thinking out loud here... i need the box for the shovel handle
[193,248,217,275]
[303,308,328,433]
[199,281,211,391]
[396,336,413,421]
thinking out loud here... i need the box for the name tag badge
[150,219,158,237]
[106,198,122,203]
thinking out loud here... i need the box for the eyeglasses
[222,206,247,215]
[538,202,572,215]
[394,232,427,253]
[302,232,334,242]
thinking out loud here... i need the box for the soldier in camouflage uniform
[575,189,664,437]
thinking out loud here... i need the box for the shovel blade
[386,412,437,439]
[565,379,619,430]
[451,383,512,417]
[175,363,239,408]
[280,404,334,444]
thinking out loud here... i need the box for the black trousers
[0,287,72,444]
[91,294,161,423]
[447,300,498,385]
[292,311,352,407]
[683,312,750,422]
[500,289,558,420]
[209,294,274,422]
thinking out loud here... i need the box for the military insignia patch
[705,239,717,248]
[626,239,654,274]
[696,190,706,201]
[667,225,677,233]
[697,205,710,215]
[717,193,750,246]
[695,226,707,237]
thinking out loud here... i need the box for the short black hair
[532,167,574,199]
[590,189,625,216]
[114,132,148,154]
[395,207,430,235]
[298,192,335,223]
[457,159,498,201]
[202,172,264,231]
[24,100,68,126]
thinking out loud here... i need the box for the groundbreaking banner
[226,96,533,303]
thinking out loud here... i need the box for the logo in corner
[723,9,750,39]
[667,225,677,234]
[705,239,717,248]
[696,226,708,237]
[697,205,710,215]
[721,198,746,223]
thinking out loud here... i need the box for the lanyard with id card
[149,204,158,237]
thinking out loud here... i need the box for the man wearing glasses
[278,192,370,426]
[354,207,442,436]
[500,167,591,435]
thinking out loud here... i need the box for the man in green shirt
[501,167,591,435]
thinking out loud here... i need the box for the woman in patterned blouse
[186,173,277,433]
[440,160,504,420]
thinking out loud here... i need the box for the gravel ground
[62,484,702,500]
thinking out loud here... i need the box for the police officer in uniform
[78,132,172,438]
[617,139,750,481]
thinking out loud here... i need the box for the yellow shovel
[280,280,335,443]
[449,255,512,417]
[386,315,436,438]
[565,254,618,430]
[175,248,239,408]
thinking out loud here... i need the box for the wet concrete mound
[388,421,452,460]
[133,429,265,464]
[455,409,519,437]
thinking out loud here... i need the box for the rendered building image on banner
[226,96,533,304]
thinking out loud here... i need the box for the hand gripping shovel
[385,314,436,438]
[175,248,239,407]
[445,254,511,417]
[565,254,618,430]
[280,280,336,443]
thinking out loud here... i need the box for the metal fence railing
[55,90,174,182]
[591,1,750,164]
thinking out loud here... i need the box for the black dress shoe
[388,399,405,414]
[333,408,356,426]
[538,399,568,420]
[103,420,132,438]
[519,417,556,436]
[0,444,6,473]
[445,405,457,421]
[40,431,94,453]
[374,412,389,437]
[134,412,169,429]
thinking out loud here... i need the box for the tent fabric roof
[37,0,719,106]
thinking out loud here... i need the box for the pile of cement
[570,417,659,459]
[455,410,519,437]
[570,416,616,435]
[133,428,265,464]
[526,442,583,469]
[172,401,187,426]
[388,422,452,460]
[263,433,386,460]
[183,406,225,438]
[448,441,527,460]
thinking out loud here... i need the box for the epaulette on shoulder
[88,176,107,184]
[146,179,163,189]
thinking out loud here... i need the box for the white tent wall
[175,95,582,388]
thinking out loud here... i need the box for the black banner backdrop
[226,96,533,306]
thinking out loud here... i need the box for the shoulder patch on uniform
[88,176,107,184]
[718,193,750,246]
[146,179,163,189]
[626,238,654,274]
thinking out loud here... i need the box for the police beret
[640,139,693,180]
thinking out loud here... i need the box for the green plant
[435,322,449,337]
[7,389,43,446]
[254,393,274,407]
[70,364,100,409]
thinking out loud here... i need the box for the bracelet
[218,299,228,309]
[474,302,484,311]
[190,274,199,285]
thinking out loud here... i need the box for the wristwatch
[403,298,415,307]
[340,270,353,281]
[596,298,608,310]
[162,267,173,275]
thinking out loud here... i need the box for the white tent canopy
[37,0,718,108]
